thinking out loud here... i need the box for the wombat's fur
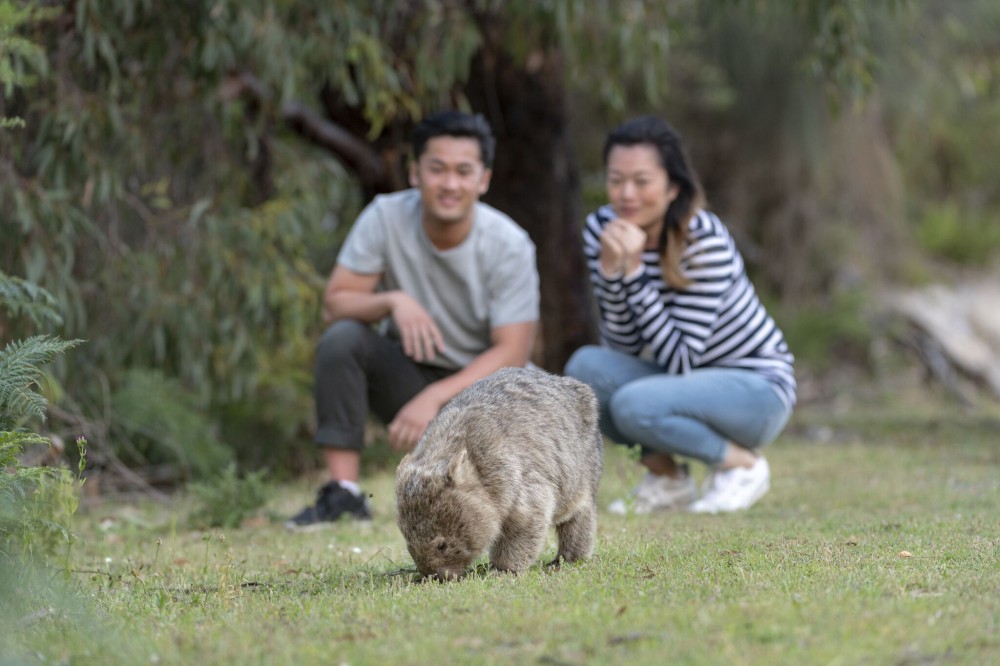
[395,366,603,580]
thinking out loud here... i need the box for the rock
[888,277,1000,399]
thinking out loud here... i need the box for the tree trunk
[465,46,597,372]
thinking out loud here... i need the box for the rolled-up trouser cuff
[315,424,366,451]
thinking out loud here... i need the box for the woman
[565,116,795,514]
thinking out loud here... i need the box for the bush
[777,291,874,372]
[0,271,84,562]
[110,369,233,481]
[0,434,85,561]
[915,201,1000,265]
[187,463,271,529]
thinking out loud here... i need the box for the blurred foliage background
[2,0,998,491]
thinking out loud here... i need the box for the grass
[6,398,1000,665]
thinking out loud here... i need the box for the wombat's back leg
[552,503,597,565]
[489,512,550,574]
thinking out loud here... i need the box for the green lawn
[7,401,1000,665]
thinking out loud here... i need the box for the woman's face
[605,143,679,242]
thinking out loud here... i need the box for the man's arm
[321,265,390,326]
[386,320,537,450]
[323,265,445,362]
[423,320,536,402]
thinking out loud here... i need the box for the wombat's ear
[445,448,477,487]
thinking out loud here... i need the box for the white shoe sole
[690,480,770,514]
[608,499,628,515]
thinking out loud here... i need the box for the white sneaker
[689,457,770,514]
[608,466,696,515]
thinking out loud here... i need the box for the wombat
[395,366,603,580]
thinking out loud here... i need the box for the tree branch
[222,71,387,185]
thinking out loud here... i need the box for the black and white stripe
[584,205,796,408]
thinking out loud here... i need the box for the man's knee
[317,319,374,367]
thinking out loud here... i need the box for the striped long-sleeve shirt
[584,205,797,409]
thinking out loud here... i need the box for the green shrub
[187,463,270,529]
[777,291,873,372]
[0,272,65,328]
[915,200,1000,265]
[0,434,85,561]
[0,271,84,563]
[110,369,233,481]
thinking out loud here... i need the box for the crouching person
[287,110,540,529]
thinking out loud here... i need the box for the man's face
[410,136,492,227]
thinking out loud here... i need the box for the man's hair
[411,111,496,168]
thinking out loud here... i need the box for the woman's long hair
[602,116,705,289]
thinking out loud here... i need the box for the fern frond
[0,271,64,328]
[0,336,82,422]
[0,431,49,467]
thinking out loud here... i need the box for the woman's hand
[599,218,646,276]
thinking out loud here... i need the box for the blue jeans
[564,345,791,465]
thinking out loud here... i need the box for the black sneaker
[285,481,372,531]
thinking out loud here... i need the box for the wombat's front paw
[489,546,540,574]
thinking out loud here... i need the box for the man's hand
[390,292,446,363]
[599,218,646,276]
[387,388,445,451]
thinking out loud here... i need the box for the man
[287,110,540,529]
